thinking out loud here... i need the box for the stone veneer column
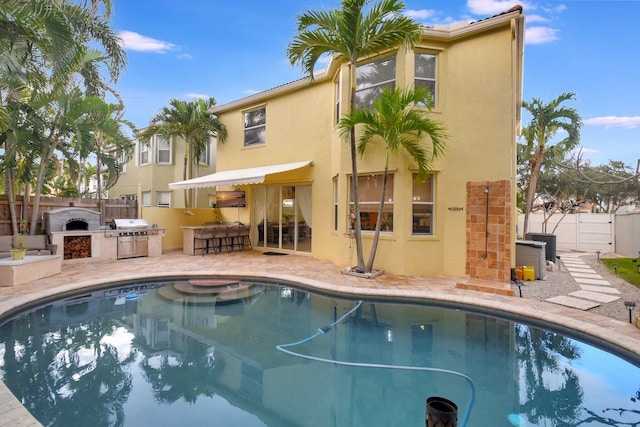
[466,180,511,282]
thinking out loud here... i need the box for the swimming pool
[0,277,638,426]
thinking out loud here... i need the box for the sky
[109,0,640,167]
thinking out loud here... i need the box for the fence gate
[518,213,613,254]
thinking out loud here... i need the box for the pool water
[0,278,639,427]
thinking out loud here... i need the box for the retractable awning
[169,160,313,190]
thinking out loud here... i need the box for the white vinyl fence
[518,213,614,254]
[518,212,640,256]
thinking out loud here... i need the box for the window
[156,191,171,208]
[349,174,394,232]
[334,77,340,124]
[198,141,210,166]
[355,55,396,109]
[138,141,150,165]
[412,174,434,235]
[415,53,436,104]
[155,136,171,164]
[117,152,127,174]
[141,191,151,207]
[244,107,266,146]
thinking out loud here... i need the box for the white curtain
[297,185,312,228]
[252,186,266,243]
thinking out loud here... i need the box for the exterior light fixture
[613,263,619,274]
[596,251,600,260]
[624,301,636,324]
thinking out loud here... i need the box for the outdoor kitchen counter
[50,229,165,264]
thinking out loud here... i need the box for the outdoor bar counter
[181,223,250,255]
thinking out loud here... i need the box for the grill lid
[113,218,149,229]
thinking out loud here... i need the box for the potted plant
[10,234,26,260]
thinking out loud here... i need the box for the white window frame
[138,140,150,165]
[244,107,266,147]
[156,191,171,208]
[334,76,341,125]
[155,135,172,164]
[415,53,437,105]
[412,173,434,235]
[355,55,396,109]
[198,140,210,166]
[141,191,151,207]
[117,152,127,174]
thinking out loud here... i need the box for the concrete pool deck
[0,249,639,426]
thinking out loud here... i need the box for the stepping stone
[570,272,604,279]
[579,284,621,294]
[546,295,600,310]
[569,290,620,303]
[567,267,596,274]
[573,278,611,286]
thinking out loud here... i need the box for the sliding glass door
[254,184,311,253]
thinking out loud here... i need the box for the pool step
[455,279,515,296]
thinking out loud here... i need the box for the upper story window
[117,152,127,174]
[412,173,434,235]
[155,135,172,164]
[415,53,437,104]
[198,141,210,166]
[244,107,266,147]
[355,55,396,109]
[349,174,394,232]
[334,76,341,124]
[138,141,150,165]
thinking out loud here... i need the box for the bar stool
[226,224,241,251]
[193,224,216,255]
[237,224,251,250]
[211,225,228,254]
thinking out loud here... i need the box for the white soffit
[169,161,313,190]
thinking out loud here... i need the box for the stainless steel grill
[113,219,158,259]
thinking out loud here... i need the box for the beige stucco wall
[209,12,524,279]
[110,135,217,209]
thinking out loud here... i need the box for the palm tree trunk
[523,143,544,235]
[349,64,365,270]
[30,137,57,235]
[183,141,189,209]
[365,153,389,273]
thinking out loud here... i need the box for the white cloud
[118,30,175,53]
[467,0,532,15]
[525,14,547,24]
[405,9,438,20]
[177,53,192,60]
[526,26,559,44]
[584,116,640,129]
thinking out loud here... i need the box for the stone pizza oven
[43,207,102,233]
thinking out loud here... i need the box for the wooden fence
[0,196,137,235]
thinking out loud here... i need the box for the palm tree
[287,0,422,272]
[521,93,582,234]
[0,0,126,234]
[139,97,227,209]
[339,86,445,273]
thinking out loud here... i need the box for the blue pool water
[0,278,639,427]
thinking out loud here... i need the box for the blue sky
[110,0,640,167]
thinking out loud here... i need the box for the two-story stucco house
[171,8,525,282]
[109,134,217,209]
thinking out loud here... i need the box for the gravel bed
[518,253,640,323]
